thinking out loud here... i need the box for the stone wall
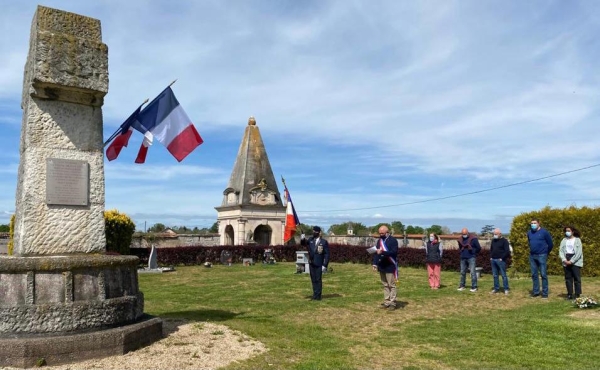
[129,233,492,250]
[131,234,221,248]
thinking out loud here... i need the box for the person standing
[457,228,481,292]
[559,226,583,300]
[372,225,399,310]
[301,226,330,301]
[425,233,443,289]
[489,228,510,295]
[527,218,554,299]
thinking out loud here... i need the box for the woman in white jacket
[558,226,583,300]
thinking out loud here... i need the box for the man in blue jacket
[372,225,399,310]
[527,218,554,298]
[301,226,330,301]
[457,228,481,292]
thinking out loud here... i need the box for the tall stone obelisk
[14,5,107,255]
[0,6,162,368]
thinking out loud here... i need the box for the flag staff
[281,176,304,235]
[103,98,149,148]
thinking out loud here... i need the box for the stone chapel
[215,117,286,245]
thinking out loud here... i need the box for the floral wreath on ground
[573,296,598,309]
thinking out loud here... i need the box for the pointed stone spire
[221,116,282,207]
[215,117,286,246]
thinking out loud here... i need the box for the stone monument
[215,117,286,245]
[0,6,162,367]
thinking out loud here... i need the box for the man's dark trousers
[309,264,322,299]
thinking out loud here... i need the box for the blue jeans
[491,259,509,291]
[460,257,477,289]
[529,254,548,296]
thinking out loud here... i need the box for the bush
[510,206,600,277]
[8,214,15,255]
[104,209,135,255]
[130,243,496,273]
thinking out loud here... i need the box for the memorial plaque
[46,158,89,206]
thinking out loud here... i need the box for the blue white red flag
[105,104,144,161]
[283,188,300,243]
[133,87,203,163]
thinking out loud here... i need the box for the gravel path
[2,319,267,370]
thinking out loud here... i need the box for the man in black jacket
[489,228,511,295]
[300,226,330,301]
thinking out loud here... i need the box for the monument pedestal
[0,255,163,367]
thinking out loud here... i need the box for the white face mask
[429,236,434,242]
[493,235,500,239]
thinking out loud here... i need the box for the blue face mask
[530,224,538,230]
[565,231,572,237]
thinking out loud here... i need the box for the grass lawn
[140,263,600,370]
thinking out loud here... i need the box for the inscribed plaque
[46,158,89,206]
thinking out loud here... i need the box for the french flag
[283,188,300,243]
[133,87,203,163]
[105,104,144,161]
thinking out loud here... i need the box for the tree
[427,225,443,235]
[481,224,495,236]
[390,221,405,234]
[147,223,166,233]
[0,224,9,232]
[405,225,425,234]
[192,226,200,234]
[441,226,452,235]
[328,222,369,236]
[370,223,391,234]
[209,222,219,233]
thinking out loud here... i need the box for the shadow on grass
[159,309,242,322]
[303,293,343,300]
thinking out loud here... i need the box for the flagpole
[103,98,149,148]
[281,176,304,235]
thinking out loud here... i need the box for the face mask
[493,235,499,239]
[565,231,572,237]
[429,236,434,242]
[380,234,387,239]
[313,232,320,238]
[462,234,468,239]
[531,224,538,230]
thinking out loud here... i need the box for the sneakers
[541,295,548,299]
[470,288,478,292]
[504,290,510,295]
[530,293,540,298]
[489,290,499,295]
[387,305,396,311]
[457,287,465,291]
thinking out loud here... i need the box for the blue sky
[1,1,600,233]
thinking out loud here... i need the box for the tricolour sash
[379,237,398,281]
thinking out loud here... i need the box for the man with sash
[372,225,399,310]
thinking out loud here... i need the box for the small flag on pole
[105,104,144,161]
[283,181,300,243]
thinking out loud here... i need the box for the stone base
[0,255,144,334]
[0,316,163,368]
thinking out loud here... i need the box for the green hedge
[509,206,600,277]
